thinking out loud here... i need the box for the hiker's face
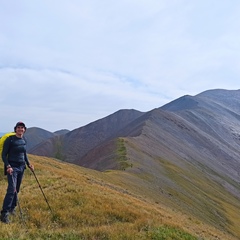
[16,126,25,134]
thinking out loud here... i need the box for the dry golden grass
[0,155,238,240]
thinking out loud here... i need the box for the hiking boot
[0,211,10,224]
[9,208,16,216]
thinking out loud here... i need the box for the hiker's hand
[29,164,34,172]
[7,167,13,175]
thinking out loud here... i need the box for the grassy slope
[118,137,240,238]
[0,155,238,240]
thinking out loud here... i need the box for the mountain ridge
[26,88,240,238]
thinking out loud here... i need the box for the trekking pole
[31,169,52,213]
[11,175,25,225]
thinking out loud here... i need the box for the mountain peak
[161,95,199,111]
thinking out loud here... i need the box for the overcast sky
[1,1,240,132]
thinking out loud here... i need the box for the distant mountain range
[25,89,240,237]
[24,128,70,151]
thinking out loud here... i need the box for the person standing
[0,121,34,224]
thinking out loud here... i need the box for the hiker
[0,122,34,224]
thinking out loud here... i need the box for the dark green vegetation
[116,138,132,170]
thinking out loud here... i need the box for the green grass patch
[116,138,132,170]
[147,225,198,240]
[54,139,64,160]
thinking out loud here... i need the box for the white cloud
[1,0,240,132]
[0,67,165,131]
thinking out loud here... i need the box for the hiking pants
[1,165,25,213]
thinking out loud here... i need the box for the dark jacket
[2,135,30,169]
